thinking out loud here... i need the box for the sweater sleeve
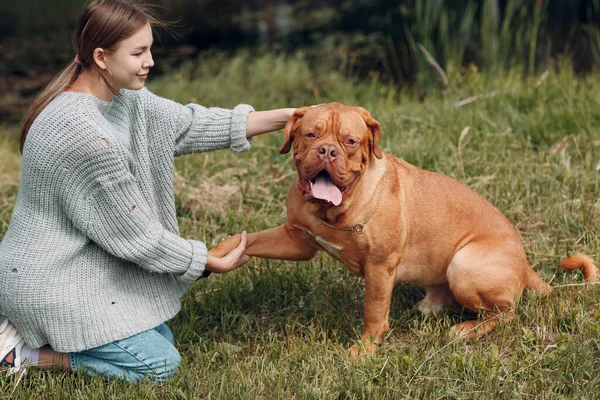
[58,134,207,282]
[140,88,254,156]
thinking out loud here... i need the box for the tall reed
[584,0,600,70]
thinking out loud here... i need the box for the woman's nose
[144,53,154,69]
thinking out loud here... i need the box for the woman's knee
[153,323,175,345]
[150,346,181,382]
[126,340,181,383]
[74,327,183,384]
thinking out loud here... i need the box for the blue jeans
[69,323,181,383]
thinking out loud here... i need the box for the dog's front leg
[350,264,396,358]
[209,223,317,261]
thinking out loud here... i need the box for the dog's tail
[558,254,599,282]
[526,254,598,294]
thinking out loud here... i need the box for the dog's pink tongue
[312,174,342,206]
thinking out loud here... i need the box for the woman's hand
[205,231,250,273]
[245,108,297,138]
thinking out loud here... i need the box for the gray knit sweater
[0,88,254,352]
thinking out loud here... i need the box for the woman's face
[105,23,154,91]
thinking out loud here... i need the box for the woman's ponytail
[20,62,82,153]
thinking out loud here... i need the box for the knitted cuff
[229,104,255,153]
[178,240,208,282]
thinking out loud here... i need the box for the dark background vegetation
[2,0,600,123]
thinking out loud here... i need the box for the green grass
[1,52,599,398]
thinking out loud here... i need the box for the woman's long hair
[20,0,165,152]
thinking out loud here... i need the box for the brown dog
[210,103,598,356]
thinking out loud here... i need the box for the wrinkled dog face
[280,103,382,206]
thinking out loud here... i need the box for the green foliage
[0,0,86,33]
[384,0,564,91]
[401,0,477,87]
[1,52,599,398]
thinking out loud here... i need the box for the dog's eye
[306,133,316,139]
[345,138,357,146]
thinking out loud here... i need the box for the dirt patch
[174,171,241,217]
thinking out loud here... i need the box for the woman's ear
[92,48,107,70]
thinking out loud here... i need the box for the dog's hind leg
[450,309,515,339]
[412,284,457,315]
[445,242,529,339]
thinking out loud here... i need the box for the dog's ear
[280,107,309,154]
[355,107,383,159]
[366,116,383,159]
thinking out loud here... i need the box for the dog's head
[280,102,382,206]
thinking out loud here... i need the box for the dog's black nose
[318,144,338,160]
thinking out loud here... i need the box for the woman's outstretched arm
[245,108,296,138]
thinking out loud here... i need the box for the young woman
[0,0,296,383]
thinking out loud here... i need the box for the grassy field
[1,52,599,398]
